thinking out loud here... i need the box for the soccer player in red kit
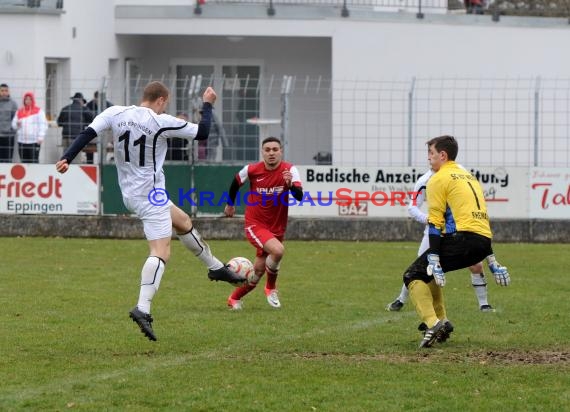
[224,137,303,310]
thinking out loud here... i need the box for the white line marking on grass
[2,313,416,403]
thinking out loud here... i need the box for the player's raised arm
[193,87,217,141]
[202,86,217,105]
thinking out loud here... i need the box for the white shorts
[123,197,173,240]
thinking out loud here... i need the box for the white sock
[397,283,409,303]
[471,273,489,307]
[137,256,165,314]
[177,227,223,270]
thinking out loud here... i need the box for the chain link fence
[1,75,568,167]
[331,77,569,167]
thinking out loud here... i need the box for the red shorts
[245,225,283,257]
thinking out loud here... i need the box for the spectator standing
[86,91,114,163]
[85,91,113,114]
[0,83,18,162]
[465,0,485,14]
[57,92,95,163]
[11,91,48,163]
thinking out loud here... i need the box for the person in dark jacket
[0,83,18,162]
[85,91,113,114]
[57,92,95,163]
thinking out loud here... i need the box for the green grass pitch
[1,238,569,411]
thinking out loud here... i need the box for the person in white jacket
[12,91,48,163]
[386,168,495,312]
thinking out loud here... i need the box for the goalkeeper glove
[427,254,445,287]
[487,254,510,286]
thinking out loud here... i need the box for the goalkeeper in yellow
[403,135,511,348]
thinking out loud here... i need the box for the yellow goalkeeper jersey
[426,161,492,238]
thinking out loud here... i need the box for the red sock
[265,267,278,290]
[230,283,257,300]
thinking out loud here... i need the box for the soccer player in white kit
[386,168,495,313]
[56,81,242,341]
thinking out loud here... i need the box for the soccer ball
[227,257,256,284]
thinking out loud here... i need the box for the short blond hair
[142,81,169,103]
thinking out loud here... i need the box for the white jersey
[408,169,433,230]
[89,105,198,198]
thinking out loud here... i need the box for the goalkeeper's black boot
[129,307,157,341]
[419,320,444,348]
[418,322,428,336]
[437,320,454,343]
[386,299,404,312]
[208,265,243,285]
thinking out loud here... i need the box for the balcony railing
[0,0,63,11]
[208,0,570,18]
[209,0,449,15]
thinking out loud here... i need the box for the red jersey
[236,161,302,237]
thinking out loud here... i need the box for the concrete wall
[332,19,570,80]
[1,215,568,243]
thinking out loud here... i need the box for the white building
[1,0,568,166]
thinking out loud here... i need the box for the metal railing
[208,0,448,17]
[211,0,446,8]
[0,0,63,9]
[208,0,570,18]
